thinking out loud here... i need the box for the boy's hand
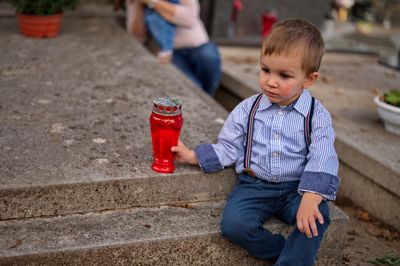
[171,140,198,165]
[296,192,324,238]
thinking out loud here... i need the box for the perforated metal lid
[152,98,183,115]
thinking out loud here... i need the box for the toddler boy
[172,18,340,265]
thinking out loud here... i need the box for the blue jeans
[172,42,221,96]
[144,0,179,52]
[221,173,330,266]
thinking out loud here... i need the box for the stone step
[0,169,236,221]
[0,13,231,221]
[0,201,348,266]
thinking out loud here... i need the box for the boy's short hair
[261,19,325,75]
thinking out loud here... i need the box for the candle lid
[152,98,183,115]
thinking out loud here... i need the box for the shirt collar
[257,89,312,118]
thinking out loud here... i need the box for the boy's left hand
[296,192,324,238]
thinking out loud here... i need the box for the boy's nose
[266,75,278,88]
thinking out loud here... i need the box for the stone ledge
[338,161,400,231]
[0,169,236,220]
[0,201,347,266]
[0,13,229,220]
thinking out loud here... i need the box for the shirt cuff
[193,143,223,173]
[298,171,340,201]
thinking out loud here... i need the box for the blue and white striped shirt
[194,90,340,200]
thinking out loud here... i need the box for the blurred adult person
[126,0,221,96]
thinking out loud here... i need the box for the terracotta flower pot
[16,12,63,38]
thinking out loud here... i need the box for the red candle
[150,98,183,173]
[262,10,277,37]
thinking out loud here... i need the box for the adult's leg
[188,42,221,95]
[275,190,331,266]
[220,174,286,260]
[172,49,203,88]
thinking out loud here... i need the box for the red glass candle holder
[150,98,183,173]
[262,10,277,37]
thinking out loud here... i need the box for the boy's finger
[297,220,304,233]
[316,211,324,225]
[309,217,318,237]
[303,219,312,238]
[171,146,181,152]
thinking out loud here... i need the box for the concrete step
[0,13,230,221]
[0,169,236,220]
[0,201,348,266]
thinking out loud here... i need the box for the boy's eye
[261,67,270,73]
[280,73,291,79]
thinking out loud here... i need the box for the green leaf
[7,0,80,15]
[368,253,400,266]
[384,90,400,108]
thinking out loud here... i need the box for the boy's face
[259,52,318,106]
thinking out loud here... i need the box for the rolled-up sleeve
[298,111,340,200]
[194,143,223,173]
[193,98,249,173]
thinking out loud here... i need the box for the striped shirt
[194,89,340,200]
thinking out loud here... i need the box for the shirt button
[273,134,279,139]
[272,176,278,181]
[272,151,279,157]
[277,110,284,115]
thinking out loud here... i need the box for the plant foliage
[7,0,80,15]
[368,253,400,265]
[384,90,400,108]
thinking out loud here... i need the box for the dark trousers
[221,173,330,266]
[172,42,221,96]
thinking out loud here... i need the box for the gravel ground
[335,198,400,266]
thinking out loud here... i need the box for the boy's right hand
[171,140,198,165]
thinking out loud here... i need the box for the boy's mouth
[265,91,280,98]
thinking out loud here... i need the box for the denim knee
[197,42,220,62]
[195,43,221,95]
[221,214,254,243]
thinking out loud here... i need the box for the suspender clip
[244,168,256,177]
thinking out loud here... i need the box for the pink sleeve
[170,0,199,27]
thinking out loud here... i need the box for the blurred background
[198,0,400,70]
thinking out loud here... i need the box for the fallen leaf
[371,87,381,96]
[50,123,65,134]
[93,138,107,144]
[385,70,396,78]
[342,254,351,265]
[10,239,22,248]
[38,99,50,105]
[64,139,74,146]
[356,210,372,221]
[169,203,193,209]
[93,158,109,164]
[214,118,225,125]
[321,75,333,84]
[334,87,345,96]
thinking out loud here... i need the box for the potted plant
[7,0,80,38]
[374,89,400,136]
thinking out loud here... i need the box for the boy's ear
[303,72,319,88]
